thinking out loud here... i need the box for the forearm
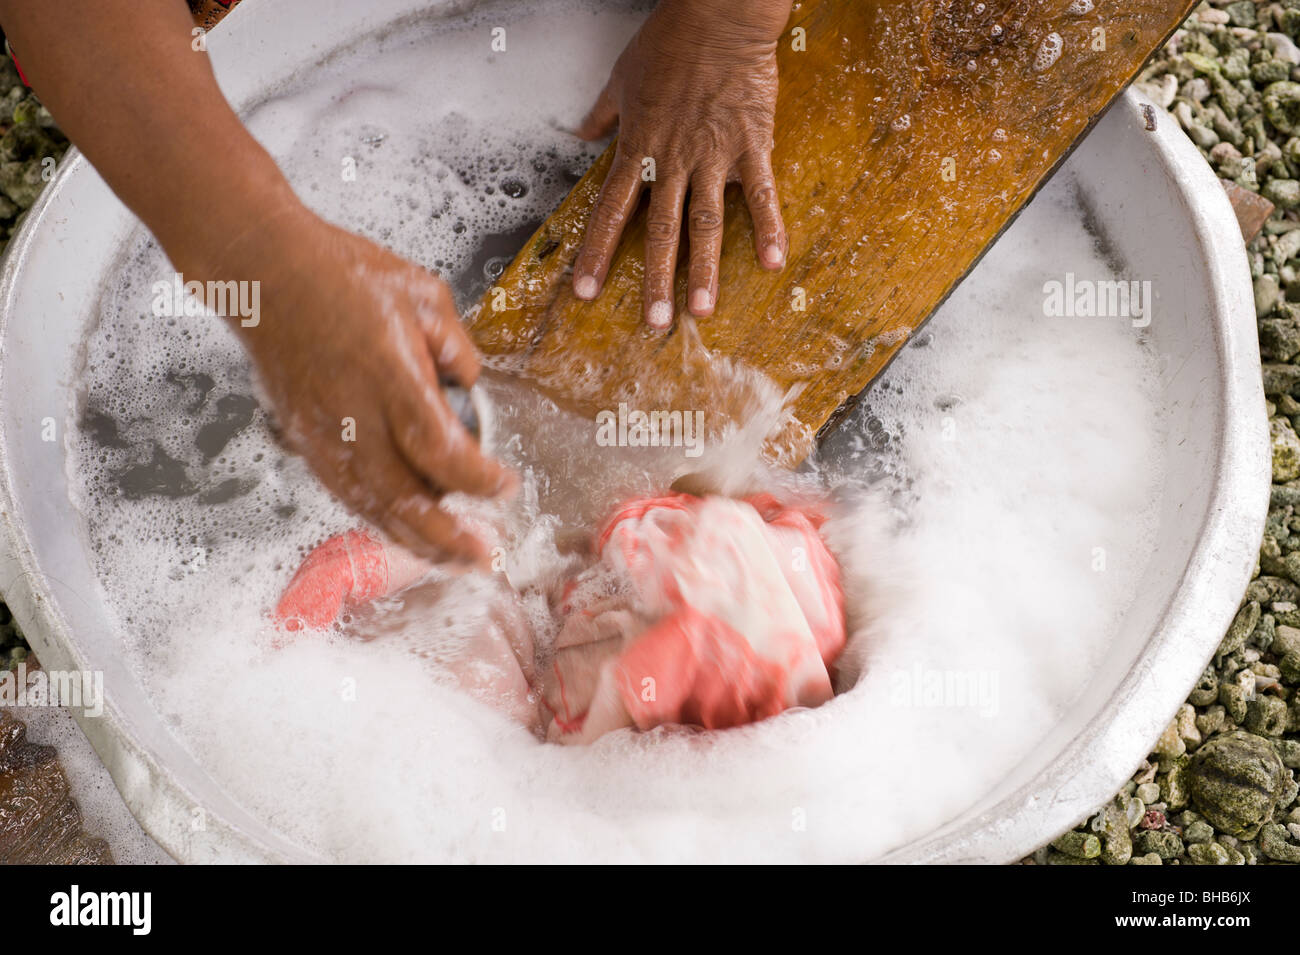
[0,0,302,279]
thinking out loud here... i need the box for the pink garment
[273,493,846,742]
[544,493,845,739]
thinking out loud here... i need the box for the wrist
[655,0,793,49]
[163,176,308,278]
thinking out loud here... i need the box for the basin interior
[0,0,1263,862]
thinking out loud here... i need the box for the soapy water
[66,0,1165,861]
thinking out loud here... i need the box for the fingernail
[690,288,714,314]
[648,301,673,329]
[762,244,785,268]
[574,275,599,300]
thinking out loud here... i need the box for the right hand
[198,207,517,566]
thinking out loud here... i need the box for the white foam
[66,0,1165,862]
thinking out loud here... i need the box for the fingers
[738,148,787,271]
[411,273,479,387]
[642,175,688,329]
[389,381,517,501]
[573,154,642,302]
[366,463,489,566]
[317,433,486,566]
[575,80,619,141]
[686,167,727,317]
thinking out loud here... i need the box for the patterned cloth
[275,493,847,742]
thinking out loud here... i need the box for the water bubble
[1034,32,1063,72]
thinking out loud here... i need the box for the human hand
[200,207,517,566]
[572,0,793,328]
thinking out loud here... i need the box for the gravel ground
[1028,0,1300,865]
[2,8,1298,865]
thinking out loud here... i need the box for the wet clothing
[275,493,846,741]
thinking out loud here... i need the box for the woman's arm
[0,0,515,565]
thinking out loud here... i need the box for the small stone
[1250,612,1277,651]
[1129,852,1163,865]
[1188,705,1214,741]
[1153,717,1187,759]
[1277,227,1300,262]
[1185,76,1212,103]
[1276,738,1300,768]
[1190,664,1220,706]
[1211,140,1245,166]
[1219,601,1262,655]
[1282,651,1300,682]
[1260,821,1300,861]
[1274,623,1300,656]
[1220,682,1249,723]
[1189,121,1221,149]
[1261,318,1300,360]
[1197,705,1227,738]
[1137,782,1161,804]
[1266,81,1300,134]
[1281,549,1300,582]
[1097,802,1132,866]
[1185,819,1216,843]
[1187,730,1288,838]
[1272,417,1300,481]
[1185,51,1223,76]
[1256,58,1294,83]
[1226,0,1258,26]
[1125,795,1146,828]
[0,159,45,209]
[1266,177,1300,207]
[1134,829,1184,859]
[1262,362,1300,395]
[1188,841,1233,864]
[1269,32,1300,65]
[1051,830,1101,859]
[1223,48,1253,82]
[1148,72,1180,108]
[1244,695,1290,735]
[1162,762,1190,811]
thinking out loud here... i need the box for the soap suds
[64,0,1165,862]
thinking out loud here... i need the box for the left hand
[571,0,794,329]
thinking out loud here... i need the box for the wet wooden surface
[0,708,112,864]
[468,0,1200,465]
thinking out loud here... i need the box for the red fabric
[274,529,390,631]
[272,493,848,742]
[550,492,846,738]
[614,605,791,730]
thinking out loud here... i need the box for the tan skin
[574,0,793,327]
[0,0,790,563]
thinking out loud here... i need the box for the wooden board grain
[467,0,1198,464]
[0,709,112,864]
